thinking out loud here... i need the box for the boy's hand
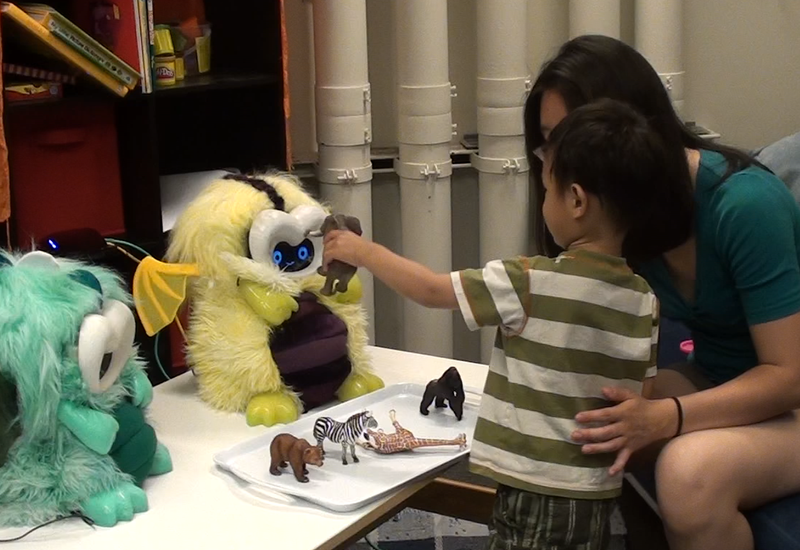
[323,229,370,269]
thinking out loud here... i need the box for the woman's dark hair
[525,35,756,257]
[547,98,689,262]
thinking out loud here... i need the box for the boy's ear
[570,183,588,219]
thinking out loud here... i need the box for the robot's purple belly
[270,292,351,411]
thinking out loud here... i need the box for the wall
[286,0,800,362]
[683,0,800,150]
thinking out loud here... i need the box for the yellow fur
[166,173,374,413]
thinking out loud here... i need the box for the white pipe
[474,0,530,364]
[312,0,375,343]
[528,0,569,73]
[569,0,620,38]
[635,0,684,116]
[395,0,454,359]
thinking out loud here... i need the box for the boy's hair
[545,98,686,262]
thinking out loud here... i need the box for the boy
[322,99,665,549]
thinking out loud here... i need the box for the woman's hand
[572,387,678,476]
[322,229,371,269]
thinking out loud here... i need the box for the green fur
[0,252,166,527]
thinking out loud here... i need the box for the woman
[526,35,800,550]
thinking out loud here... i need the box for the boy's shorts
[488,484,613,550]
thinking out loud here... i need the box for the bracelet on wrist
[669,396,684,438]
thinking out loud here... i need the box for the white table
[0,346,489,550]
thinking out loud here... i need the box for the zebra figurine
[313,410,378,465]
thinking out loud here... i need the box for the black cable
[0,511,94,543]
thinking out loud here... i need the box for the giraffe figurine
[358,409,467,454]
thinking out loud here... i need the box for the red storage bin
[6,101,125,248]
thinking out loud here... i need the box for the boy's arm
[323,230,458,309]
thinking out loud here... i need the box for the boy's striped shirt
[451,249,658,499]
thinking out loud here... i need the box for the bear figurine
[316,213,362,296]
[269,433,324,483]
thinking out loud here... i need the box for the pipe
[395,0,454,359]
[569,0,620,39]
[528,0,569,72]
[635,0,684,116]
[474,0,530,363]
[311,0,375,343]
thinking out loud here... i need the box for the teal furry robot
[0,251,172,528]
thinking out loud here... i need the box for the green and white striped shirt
[451,249,658,499]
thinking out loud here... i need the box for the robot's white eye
[16,251,60,270]
[249,205,327,278]
[78,300,136,393]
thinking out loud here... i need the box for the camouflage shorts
[487,485,613,550]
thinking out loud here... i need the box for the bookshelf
[1,0,289,381]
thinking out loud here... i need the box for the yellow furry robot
[133,173,383,427]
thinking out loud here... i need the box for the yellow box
[153,26,174,57]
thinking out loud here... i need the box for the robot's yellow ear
[132,257,200,336]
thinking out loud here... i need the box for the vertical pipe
[474,0,530,363]
[635,0,684,116]
[569,0,621,38]
[312,0,375,343]
[528,0,569,73]
[395,0,454,358]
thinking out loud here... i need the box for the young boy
[322,99,666,549]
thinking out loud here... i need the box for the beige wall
[683,0,800,149]
[287,0,800,360]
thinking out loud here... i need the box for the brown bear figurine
[316,213,362,296]
[269,433,324,483]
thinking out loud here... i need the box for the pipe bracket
[316,164,373,185]
[398,113,454,145]
[477,76,532,108]
[315,84,372,116]
[477,106,525,137]
[317,113,373,146]
[394,159,453,181]
[398,83,453,116]
[659,71,684,102]
[470,153,530,175]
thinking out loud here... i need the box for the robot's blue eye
[272,239,315,272]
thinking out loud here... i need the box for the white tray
[213,383,481,512]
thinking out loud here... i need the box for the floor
[346,460,668,550]
[347,507,628,550]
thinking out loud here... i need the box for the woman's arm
[322,229,457,309]
[573,313,800,475]
[682,313,800,429]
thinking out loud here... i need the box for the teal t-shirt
[639,150,800,384]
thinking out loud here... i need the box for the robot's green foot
[337,372,385,402]
[245,391,300,427]
[149,442,173,476]
[81,482,148,527]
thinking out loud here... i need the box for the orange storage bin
[6,101,125,248]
